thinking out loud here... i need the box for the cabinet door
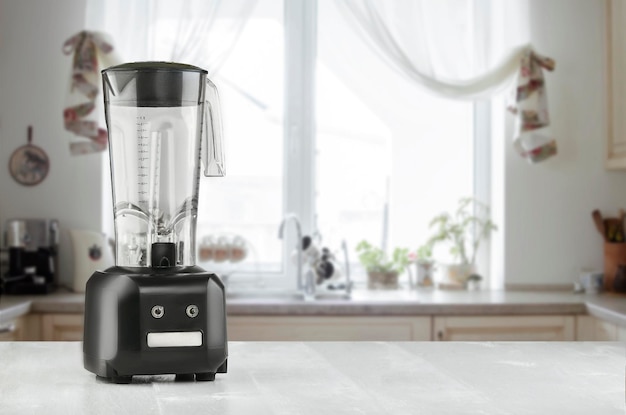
[0,316,23,341]
[228,316,431,341]
[434,316,575,341]
[595,319,619,341]
[42,314,84,341]
[607,0,626,169]
[0,315,42,341]
[576,315,621,341]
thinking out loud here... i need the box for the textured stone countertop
[0,341,623,414]
[2,289,626,325]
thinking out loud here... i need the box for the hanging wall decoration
[507,50,557,163]
[8,126,50,186]
[62,30,120,155]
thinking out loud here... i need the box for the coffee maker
[83,62,228,383]
[3,219,58,294]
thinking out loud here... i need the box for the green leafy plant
[427,197,497,265]
[356,240,410,274]
[415,243,434,264]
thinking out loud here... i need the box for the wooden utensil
[592,210,606,240]
[604,217,625,242]
[604,242,626,291]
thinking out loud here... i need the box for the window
[195,0,285,276]
[206,0,482,287]
[316,1,475,276]
[103,0,489,288]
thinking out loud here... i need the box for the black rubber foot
[175,374,195,382]
[217,359,228,374]
[195,372,216,381]
[111,375,132,384]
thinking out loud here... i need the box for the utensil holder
[603,242,626,291]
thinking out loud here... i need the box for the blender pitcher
[102,62,225,268]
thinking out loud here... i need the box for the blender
[83,62,227,383]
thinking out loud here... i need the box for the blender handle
[203,78,225,177]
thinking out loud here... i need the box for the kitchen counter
[3,290,626,325]
[0,341,623,414]
[225,290,591,316]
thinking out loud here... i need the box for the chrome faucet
[341,239,352,296]
[278,214,303,292]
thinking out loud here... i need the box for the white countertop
[0,341,623,414]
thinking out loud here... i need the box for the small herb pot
[367,271,399,290]
[416,261,435,287]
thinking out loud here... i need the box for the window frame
[280,0,318,290]
[214,0,493,290]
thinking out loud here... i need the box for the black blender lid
[102,62,207,107]
[102,61,208,74]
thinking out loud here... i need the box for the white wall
[0,0,105,287]
[503,0,626,285]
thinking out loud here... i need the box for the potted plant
[356,240,410,289]
[414,243,435,287]
[427,197,496,285]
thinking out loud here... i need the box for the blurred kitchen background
[1,0,626,297]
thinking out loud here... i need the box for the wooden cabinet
[607,0,626,169]
[576,315,626,341]
[5,312,626,342]
[228,316,432,341]
[0,316,24,341]
[41,314,84,341]
[433,316,576,341]
[0,315,40,341]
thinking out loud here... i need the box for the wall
[0,0,105,288]
[503,0,626,285]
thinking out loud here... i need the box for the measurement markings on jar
[137,118,150,208]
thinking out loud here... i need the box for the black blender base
[83,268,229,385]
[97,374,214,384]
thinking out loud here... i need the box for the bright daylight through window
[114,0,483,287]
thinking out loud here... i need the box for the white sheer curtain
[85,0,258,75]
[336,0,529,100]
[336,0,556,162]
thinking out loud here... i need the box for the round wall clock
[9,126,50,186]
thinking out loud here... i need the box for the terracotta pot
[367,271,399,290]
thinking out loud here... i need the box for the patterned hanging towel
[507,49,556,163]
[62,31,120,155]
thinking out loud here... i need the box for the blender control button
[151,305,165,319]
[186,305,199,318]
